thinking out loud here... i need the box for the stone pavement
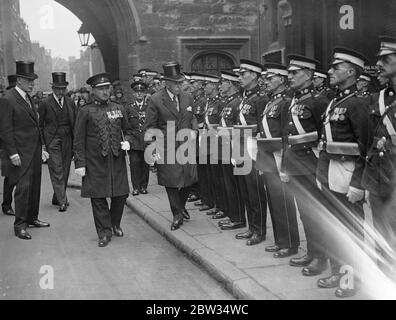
[67,164,372,300]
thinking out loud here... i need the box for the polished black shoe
[171,217,183,231]
[112,226,124,237]
[246,233,265,246]
[206,208,219,216]
[274,247,299,258]
[59,204,67,212]
[3,208,15,216]
[187,194,200,202]
[132,190,140,196]
[218,218,231,226]
[235,230,253,240]
[317,274,342,288]
[289,254,313,267]
[199,205,213,211]
[98,236,111,247]
[182,209,190,220]
[265,245,280,253]
[194,201,205,207]
[335,287,356,298]
[220,221,246,230]
[302,258,328,276]
[28,220,50,228]
[212,211,227,220]
[15,229,32,240]
[52,198,60,206]
[140,188,148,194]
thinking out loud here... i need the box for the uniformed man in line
[200,74,228,219]
[376,60,390,89]
[256,64,300,258]
[193,75,215,211]
[362,36,396,275]
[144,62,198,231]
[357,72,373,101]
[38,72,76,212]
[73,72,133,247]
[125,81,150,196]
[216,71,246,230]
[282,55,329,274]
[1,75,18,216]
[316,48,372,298]
[313,69,335,101]
[234,59,268,246]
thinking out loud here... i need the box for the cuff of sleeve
[10,154,18,160]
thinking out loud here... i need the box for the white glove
[42,150,50,162]
[75,167,86,177]
[279,172,290,183]
[316,179,323,191]
[346,186,364,204]
[10,154,21,167]
[120,141,130,151]
[230,158,237,166]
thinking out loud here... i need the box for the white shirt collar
[166,88,175,100]
[15,85,28,100]
[53,93,64,104]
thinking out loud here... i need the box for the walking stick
[121,130,130,166]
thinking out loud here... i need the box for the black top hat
[131,81,148,91]
[86,72,111,88]
[162,62,185,82]
[51,72,69,87]
[6,74,17,90]
[15,61,38,80]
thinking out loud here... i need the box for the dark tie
[25,95,32,109]
[58,98,63,108]
[173,95,179,112]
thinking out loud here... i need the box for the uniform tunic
[74,100,132,198]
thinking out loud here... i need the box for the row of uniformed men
[176,36,396,298]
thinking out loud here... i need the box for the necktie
[58,98,63,108]
[173,95,179,112]
[25,95,32,109]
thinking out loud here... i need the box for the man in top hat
[0,61,50,240]
[362,36,396,276]
[283,54,329,275]
[256,63,300,258]
[144,62,198,231]
[1,75,18,217]
[73,72,133,247]
[38,72,76,212]
[125,81,150,196]
[316,47,372,298]
[233,59,268,246]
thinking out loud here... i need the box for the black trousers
[165,187,191,219]
[221,164,245,223]
[198,163,214,207]
[2,176,15,211]
[47,132,72,205]
[90,195,127,238]
[263,172,300,249]
[129,150,149,190]
[208,164,227,211]
[289,174,327,259]
[237,167,267,236]
[320,185,364,275]
[14,142,42,231]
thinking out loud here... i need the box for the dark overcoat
[0,88,44,184]
[73,100,133,198]
[144,88,198,188]
[38,95,77,146]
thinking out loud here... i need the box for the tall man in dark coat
[125,81,150,195]
[144,62,198,231]
[0,61,50,240]
[73,73,133,247]
[38,72,76,212]
[1,75,18,217]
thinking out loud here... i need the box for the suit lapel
[161,89,180,119]
[12,89,38,124]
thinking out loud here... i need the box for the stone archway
[55,0,140,85]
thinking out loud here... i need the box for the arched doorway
[191,52,235,75]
